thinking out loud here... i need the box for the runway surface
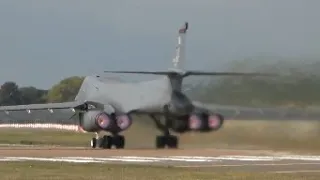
[1,146,320,173]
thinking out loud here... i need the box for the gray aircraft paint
[75,75,173,114]
[0,22,301,132]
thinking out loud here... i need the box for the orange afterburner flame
[188,114,202,130]
[116,114,132,130]
[96,113,111,129]
[208,114,222,129]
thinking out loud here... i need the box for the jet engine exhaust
[186,113,224,131]
[115,114,132,131]
[188,114,203,130]
[95,113,112,129]
[208,113,224,130]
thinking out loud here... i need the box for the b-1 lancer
[0,22,272,149]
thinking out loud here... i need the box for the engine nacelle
[188,113,224,132]
[170,118,189,133]
[80,111,133,133]
[80,111,114,132]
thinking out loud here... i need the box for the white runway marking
[272,170,320,174]
[176,162,320,168]
[1,155,320,164]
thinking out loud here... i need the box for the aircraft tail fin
[104,22,275,78]
[171,22,188,70]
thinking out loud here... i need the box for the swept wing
[0,100,104,113]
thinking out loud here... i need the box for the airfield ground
[3,161,320,180]
[1,120,320,179]
[2,147,320,180]
[0,119,320,153]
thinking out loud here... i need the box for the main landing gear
[90,132,125,149]
[150,114,179,149]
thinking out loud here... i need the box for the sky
[0,0,319,89]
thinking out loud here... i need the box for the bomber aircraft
[0,22,272,149]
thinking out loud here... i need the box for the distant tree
[0,81,22,105]
[1,57,320,108]
[19,86,48,104]
[47,76,84,103]
[191,58,320,107]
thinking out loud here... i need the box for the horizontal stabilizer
[104,70,274,77]
[103,70,170,75]
[183,71,274,77]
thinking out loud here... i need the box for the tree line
[1,58,320,107]
[189,58,320,107]
[0,76,84,105]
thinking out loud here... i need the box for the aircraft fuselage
[75,75,194,116]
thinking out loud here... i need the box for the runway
[1,146,320,173]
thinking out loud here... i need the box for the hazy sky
[0,0,319,89]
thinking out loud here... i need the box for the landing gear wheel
[91,135,126,149]
[99,135,112,149]
[150,108,179,149]
[90,138,97,148]
[167,135,178,149]
[156,136,166,149]
[113,135,125,149]
[155,135,179,149]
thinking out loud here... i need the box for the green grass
[0,128,92,147]
[179,120,320,153]
[1,119,320,153]
[1,161,319,180]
